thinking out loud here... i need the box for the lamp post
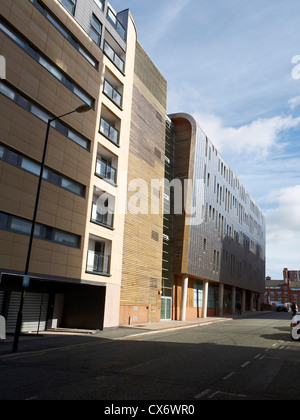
[12,104,91,353]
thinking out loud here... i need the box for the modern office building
[0,0,266,334]
[0,0,137,332]
[162,114,266,320]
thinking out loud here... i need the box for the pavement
[0,311,272,357]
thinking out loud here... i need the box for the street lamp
[12,104,91,353]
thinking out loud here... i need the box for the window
[193,282,203,308]
[0,81,90,151]
[30,0,98,69]
[0,143,86,197]
[95,158,117,184]
[0,212,80,248]
[87,239,111,275]
[103,79,122,107]
[53,230,79,247]
[0,19,94,108]
[0,213,8,230]
[90,14,102,46]
[60,0,77,15]
[100,117,119,145]
[91,190,115,229]
[5,149,19,166]
[107,8,126,40]
[21,158,41,176]
[104,41,125,73]
[94,0,105,11]
[10,217,32,235]
[208,286,217,308]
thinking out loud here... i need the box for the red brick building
[262,268,300,309]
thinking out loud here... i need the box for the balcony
[95,158,117,184]
[100,117,119,146]
[91,203,114,229]
[104,40,125,73]
[103,79,122,108]
[107,7,126,40]
[86,251,110,275]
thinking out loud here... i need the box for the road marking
[223,371,235,380]
[209,391,247,399]
[194,389,211,399]
[241,361,250,368]
[254,354,261,359]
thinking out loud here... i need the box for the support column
[242,289,246,313]
[250,292,254,311]
[218,283,224,317]
[257,295,261,312]
[203,281,209,319]
[181,275,188,321]
[231,286,236,315]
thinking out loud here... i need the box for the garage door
[6,292,49,334]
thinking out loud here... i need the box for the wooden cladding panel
[121,81,166,322]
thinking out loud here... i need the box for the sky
[112,0,300,279]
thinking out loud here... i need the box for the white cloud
[266,186,300,239]
[288,96,300,110]
[265,186,300,277]
[193,112,300,158]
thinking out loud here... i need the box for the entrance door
[161,297,172,321]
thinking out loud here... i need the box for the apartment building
[0,0,137,332]
[0,0,266,333]
[163,114,266,320]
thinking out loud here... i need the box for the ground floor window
[208,285,217,308]
[193,281,203,308]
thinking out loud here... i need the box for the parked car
[276,304,288,312]
[291,312,300,341]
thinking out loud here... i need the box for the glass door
[161,297,172,321]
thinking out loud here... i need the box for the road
[0,312,299,401]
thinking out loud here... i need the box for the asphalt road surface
[0,311,299,401]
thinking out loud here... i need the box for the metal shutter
[0,291,4,314]
[6,292,49,334]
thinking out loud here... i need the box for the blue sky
[112,0,300,279]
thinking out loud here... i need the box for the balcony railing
[95,158,117,184]
[91,203,114,228]
[86,251,110,275]
[100,118,119,146]
[103,79,122,108]
[104,41,124,73]
[107,7,126,40]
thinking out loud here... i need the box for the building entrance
[161,297,172,321]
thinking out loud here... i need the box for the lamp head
[75,104,92,114]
